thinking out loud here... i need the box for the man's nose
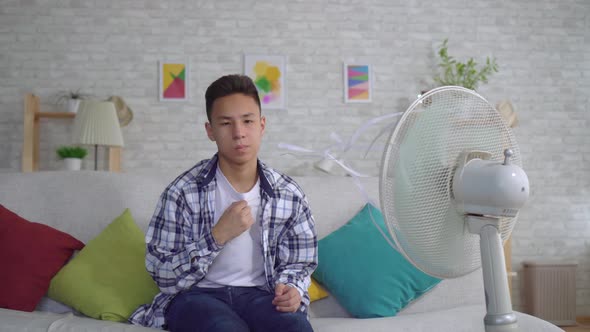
[232,123,245,138]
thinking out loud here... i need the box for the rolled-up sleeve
[145,187,222,294]
[275,196,318,310]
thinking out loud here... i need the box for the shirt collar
[198,154,275,198]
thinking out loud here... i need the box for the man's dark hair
[205,74,261,121]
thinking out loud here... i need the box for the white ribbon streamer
[277,143,318,154]
[278,111,405,252]
[343,112,404,153]
[279,111,405,177]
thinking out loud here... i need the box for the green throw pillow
[312,203,441,318]
[48,209,159,322]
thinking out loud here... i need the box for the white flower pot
[67,99,80,113]
[64,158,82,171]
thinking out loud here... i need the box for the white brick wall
[1,0,589,316]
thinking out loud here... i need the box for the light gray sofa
[0,170,563,332]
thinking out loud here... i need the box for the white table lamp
[72,100,124,170]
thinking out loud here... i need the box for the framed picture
[344,64,372,103]
[244,55,286,110]
[159,60,190,101]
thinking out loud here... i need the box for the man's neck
[217,159,258,193]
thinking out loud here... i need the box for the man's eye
[245,120,253,124]
[221,122,230,126]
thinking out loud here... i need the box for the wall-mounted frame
[159,60,190,102]
[344,63,372,103]
[244,54,286,110]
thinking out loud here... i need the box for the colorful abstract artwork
[159,60,189,101]
[344,64,372,103]
[244,55,286,110]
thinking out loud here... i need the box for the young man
[129,74,317,332]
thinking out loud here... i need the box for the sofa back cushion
[0,172,377,243]
[293,176,379,239]
[0,170,179,243]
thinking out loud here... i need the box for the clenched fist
[272,283,302,312]
[211,200,254,245]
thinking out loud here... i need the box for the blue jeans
[164,286,314,332]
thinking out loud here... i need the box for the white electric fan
[380,86,529,332]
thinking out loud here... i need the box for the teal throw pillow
[312,203,441,318]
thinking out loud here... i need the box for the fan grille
[380,87,521,278]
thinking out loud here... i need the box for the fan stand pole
[94,144,98,171]
[467,215,519,332]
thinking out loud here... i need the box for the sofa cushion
[309,278,329,302]
[0,205,84,312]
[312,203,441,318]
[35,297,79,315]
[48,209,159,322]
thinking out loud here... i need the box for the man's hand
[272,283,301,313]
[211,200,254,245]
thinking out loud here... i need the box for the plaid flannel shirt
[129,155,318,329]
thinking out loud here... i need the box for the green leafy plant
[433,39,499,90]
[55,89,92,104]
[56,146,88,159]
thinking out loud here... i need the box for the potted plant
[55,89,91,113]
[433,39,499,91]
[56,146,88,171]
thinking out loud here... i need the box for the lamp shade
[72,101,124,147]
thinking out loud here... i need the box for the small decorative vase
[64,158,82,171]
[67,99,80,113]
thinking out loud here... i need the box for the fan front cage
[380,86,521,278]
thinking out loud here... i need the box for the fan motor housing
[453,158,529,218]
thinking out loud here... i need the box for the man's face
[205,93,265,168]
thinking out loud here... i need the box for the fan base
[485,322,519,332]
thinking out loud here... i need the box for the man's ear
[205,122,215,141]
[260,116,266,136]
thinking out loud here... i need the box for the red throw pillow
[0,205,84,312]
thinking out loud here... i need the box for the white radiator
[523,261,577,326]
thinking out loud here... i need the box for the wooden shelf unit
[22,93,122,172]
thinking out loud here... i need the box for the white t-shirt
[198,167,266,288]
